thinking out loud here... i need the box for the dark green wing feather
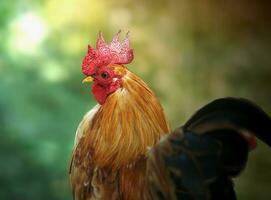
[147,97,271,200]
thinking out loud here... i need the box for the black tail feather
[147,97,271,200]
[183,97,271,147]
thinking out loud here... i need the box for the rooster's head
[81,31,134,104]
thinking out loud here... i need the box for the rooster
[69,31,170,200]
[69,31,271,200]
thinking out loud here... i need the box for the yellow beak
[82,76,93,83]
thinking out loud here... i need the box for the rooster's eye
[101,72,110,79]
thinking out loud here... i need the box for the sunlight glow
[9,12,48,55]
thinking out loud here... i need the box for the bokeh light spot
[8,12,48,55]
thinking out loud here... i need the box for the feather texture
[146,97,271,200]
[69,69,170,200]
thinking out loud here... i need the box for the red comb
[82,31,134,75]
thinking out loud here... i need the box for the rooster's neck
[83,71,170,169]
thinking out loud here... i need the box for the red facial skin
[91,66,122,105]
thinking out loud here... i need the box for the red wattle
[91,79,121,105]
[92,84,107,105]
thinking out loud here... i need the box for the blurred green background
[0,0,270,199]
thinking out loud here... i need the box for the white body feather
[74,104,100,147]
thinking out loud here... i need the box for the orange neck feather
[83,69,170,169]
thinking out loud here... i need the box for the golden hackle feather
[70,65,170,200]
[80,68,169,169]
